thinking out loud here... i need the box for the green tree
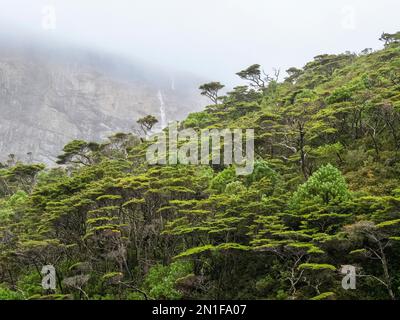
[199,82,225,104]
[290,164,350,209]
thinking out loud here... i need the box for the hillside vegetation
[0,32,400,300]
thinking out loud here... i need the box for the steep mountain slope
[0,40,204,163]
[1,33,400,301]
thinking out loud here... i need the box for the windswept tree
[1,32,400,301]
[236,64,270,89]
[136,115,158,137]
[379,32,400,46]
[285,67,304,84]
[56,140,100,166]
[199,82,225,104]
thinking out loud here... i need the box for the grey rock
[0,40,204,164]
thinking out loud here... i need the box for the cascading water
[157,90,167,129]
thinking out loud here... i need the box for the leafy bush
[0,286,23,300]
[290,164,350,208]
[143,261,192,300]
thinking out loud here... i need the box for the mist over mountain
[0,37,205,164]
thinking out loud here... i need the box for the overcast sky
[0,0,399,86]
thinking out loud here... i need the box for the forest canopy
[1,32,400,300]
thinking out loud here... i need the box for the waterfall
[157,90,167,129]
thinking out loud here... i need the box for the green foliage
[209,166,237,193]
[1,33,400,300]
[326,86,353,104]
[137,115,158,135]
[56,140,99,165]
[16,272,43,298]
[290,164,350,208]
[298,263,336,271]
[143,261,192,300]
[0,286,23,300]
[310,292,335,300]
[199,82,225,104]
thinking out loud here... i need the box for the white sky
[0,0,399,86]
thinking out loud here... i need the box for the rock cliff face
[0,40,204,164]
